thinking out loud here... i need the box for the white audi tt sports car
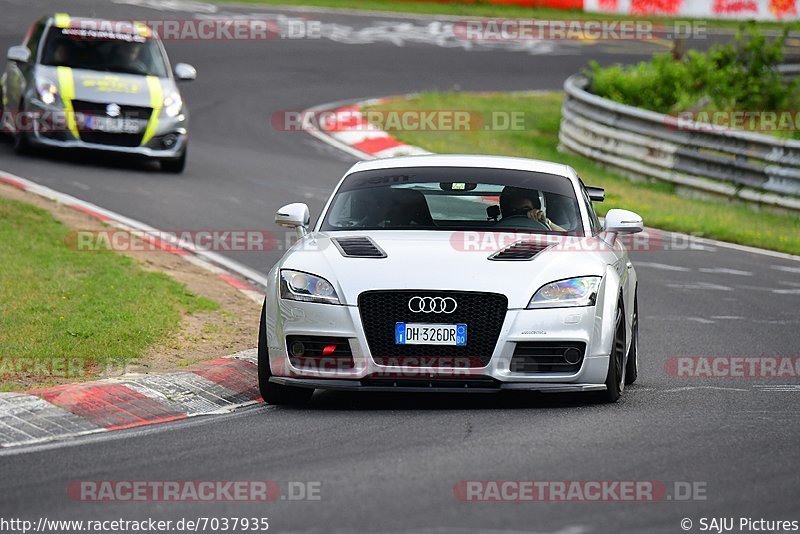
[259,154,643,404]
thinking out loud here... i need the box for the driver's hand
[527,209,547,223]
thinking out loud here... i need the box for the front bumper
[267,297,615,391]
[24,98,188,159]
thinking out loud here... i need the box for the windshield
[321,167,584,234]
[40,26,168,77]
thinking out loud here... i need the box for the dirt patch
[0,181,261,386]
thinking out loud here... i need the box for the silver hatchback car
[1,14,196,172]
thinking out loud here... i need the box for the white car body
[260,154,642,403]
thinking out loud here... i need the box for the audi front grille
[358,290,508,368]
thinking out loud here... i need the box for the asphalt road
[1,1,799,533]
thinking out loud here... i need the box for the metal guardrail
[779,63,800,81]
[558,74,800,213]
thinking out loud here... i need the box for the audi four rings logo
[408,296,458,314]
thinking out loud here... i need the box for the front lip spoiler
[270,376,606,394]
[29,133,187,158]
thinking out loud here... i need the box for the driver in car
[51,41,71,65]
[499,186,565,232]
[111,43,147,74]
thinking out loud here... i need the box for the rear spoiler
[586,186,605,202]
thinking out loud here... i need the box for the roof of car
[351,154,575,179]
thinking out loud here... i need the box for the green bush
[589,24,800,137]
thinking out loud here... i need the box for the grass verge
[224,0,798,31]
[0,195,218,391]
[365,91,800,255]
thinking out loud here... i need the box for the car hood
[37,65,174,107]
[279,231,613,309]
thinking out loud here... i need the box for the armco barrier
[416,0,800,20]
[415,0,583,8]
[779,63,800,81]
[558,74,800,213]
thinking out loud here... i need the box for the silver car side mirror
[275,203,310,237]
[174,63,197,81]
[604,209,643,234]
[7,46,31,64]
[602,209,643,245]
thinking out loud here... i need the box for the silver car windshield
[40,26,168,78]
[321,167,584,234]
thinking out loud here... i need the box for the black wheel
[160,148,186,173]
[625,290,639,385]
[12,129,30,154]
[596,298,626,403]
[11,98,31,154]
[258,299,314,406]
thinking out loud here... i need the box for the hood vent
[332,237,387,258]
[489,239,553,261]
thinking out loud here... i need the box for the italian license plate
[85,116,141,134]
[395,323,467,346]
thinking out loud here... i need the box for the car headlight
[528,276,601,309]
[280,270,340,304]
[163,91,183,118]
[36,78,59,106]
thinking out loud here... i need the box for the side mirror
[174,63,197,81]
[586,186,605,202]
[275,203,310,237]
[603,209,643,234]
[7,46,31,64]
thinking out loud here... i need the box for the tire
[160,148,186,174]
[258,299,314,406]
[12,129,30,154]
[12,100,31,154]
[625,290,639,385]
[596,298,626,403]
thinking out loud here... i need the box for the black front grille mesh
[286,335,354,371]
[332,237,386,258]
[510,341,586,373]
[71,100,151,147]
[358,290,507,368]
[490,240,552,261]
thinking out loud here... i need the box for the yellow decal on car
[56,66,80,139]
[54,13,71,29]
[141,76,162,146]
[81,75,142,94]
[134,22,152,38]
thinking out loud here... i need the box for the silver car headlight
[528,276,601,309]
[35,77,60,106]
[280,270,340,304]
[163,91,183,118]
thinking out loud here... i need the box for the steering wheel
[493,215,549,231]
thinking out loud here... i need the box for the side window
[578,180,602,235]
